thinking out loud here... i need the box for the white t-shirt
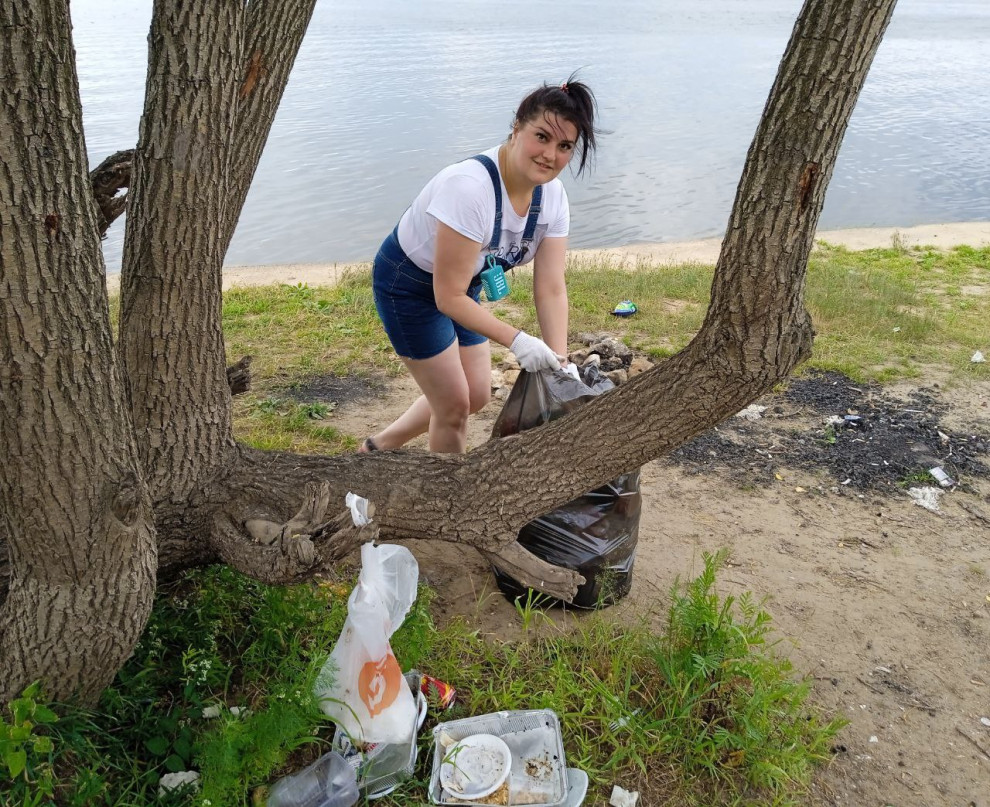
[395,145,569,275]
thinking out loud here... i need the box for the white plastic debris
[345,492,371,526]
[972,351,985,364]
[735,404,767,421]
[980,717,990,727]
[610,785,640,806]
[869,735,879,743]
[907,486,942,513]
[201,705,221,719]
[826,415,846,426]
[158,771,200,796]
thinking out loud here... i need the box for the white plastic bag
[315,543,419,745]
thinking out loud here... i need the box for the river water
[70,0,990,271]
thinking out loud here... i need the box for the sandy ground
[320,367,990,806]
[103,221,990,295]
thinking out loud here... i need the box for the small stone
[980,717,990,727]
[490,369,505,392]
[735,404,767,421]
[589,338,632,360]
[569,348,589,365]
[159,771,200,797]
[587,340,616,359]
[605,369,628,385]
[576,331,607,346]
[601,355,625,371]
[582,353,601,368]
[627,356,653,377]
[502,369,520,387]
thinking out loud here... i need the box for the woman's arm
[432,222,520,347]
[532,236,569,359]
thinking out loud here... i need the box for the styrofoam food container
[430,709,568,805]
[439,733,512,800]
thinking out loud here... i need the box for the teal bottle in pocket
[480,255,510,301]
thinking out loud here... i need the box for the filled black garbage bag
[490,365,641,609]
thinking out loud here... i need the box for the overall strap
[520,185,543,252]
[471,154,542,261]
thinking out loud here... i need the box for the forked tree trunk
[0,0,897,701]
[0,0,156,703]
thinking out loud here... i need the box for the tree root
[226,355,252,396]
[481,543,585,602]
[213,482,377,583]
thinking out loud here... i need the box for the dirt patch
[324,361,990,807]
[280,373,386,406]
[673,370,990,492]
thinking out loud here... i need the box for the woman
[363,76,599,454]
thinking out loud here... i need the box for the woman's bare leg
[366,341,491,452]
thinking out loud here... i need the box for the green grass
[4,553,842,806]
[221,245,989,453]
[222,276,402,382]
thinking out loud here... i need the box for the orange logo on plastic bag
[358,652,402,716]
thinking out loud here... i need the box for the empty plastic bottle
[267,751,359,807]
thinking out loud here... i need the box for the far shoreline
[105,221,990,295]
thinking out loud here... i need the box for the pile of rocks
[491,332,654,398]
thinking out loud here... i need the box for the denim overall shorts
[371,155,542,360]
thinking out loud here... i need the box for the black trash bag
[490,364,641,609]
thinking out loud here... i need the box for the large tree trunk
[0,0,897,700]
[118,0,244,507]
[0,0,157,703]
[119,0,318,512]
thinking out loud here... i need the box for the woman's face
[506,111,578,186]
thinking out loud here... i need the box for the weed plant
[6,555,841,806]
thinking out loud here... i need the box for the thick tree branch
[119,0,245,505]
[89,149,133,238]
[220,0,318,254]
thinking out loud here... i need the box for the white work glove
[510,330,561,373]
[562,362,581,381]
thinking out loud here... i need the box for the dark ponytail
[512,72,600,176]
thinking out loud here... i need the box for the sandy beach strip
[105,221,990,295]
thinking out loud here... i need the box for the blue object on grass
[611,300,638,317]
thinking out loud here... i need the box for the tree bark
[219,0,319,253]
[0,0,157,703]
[117,0,244,509]
[118,0,317,513]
